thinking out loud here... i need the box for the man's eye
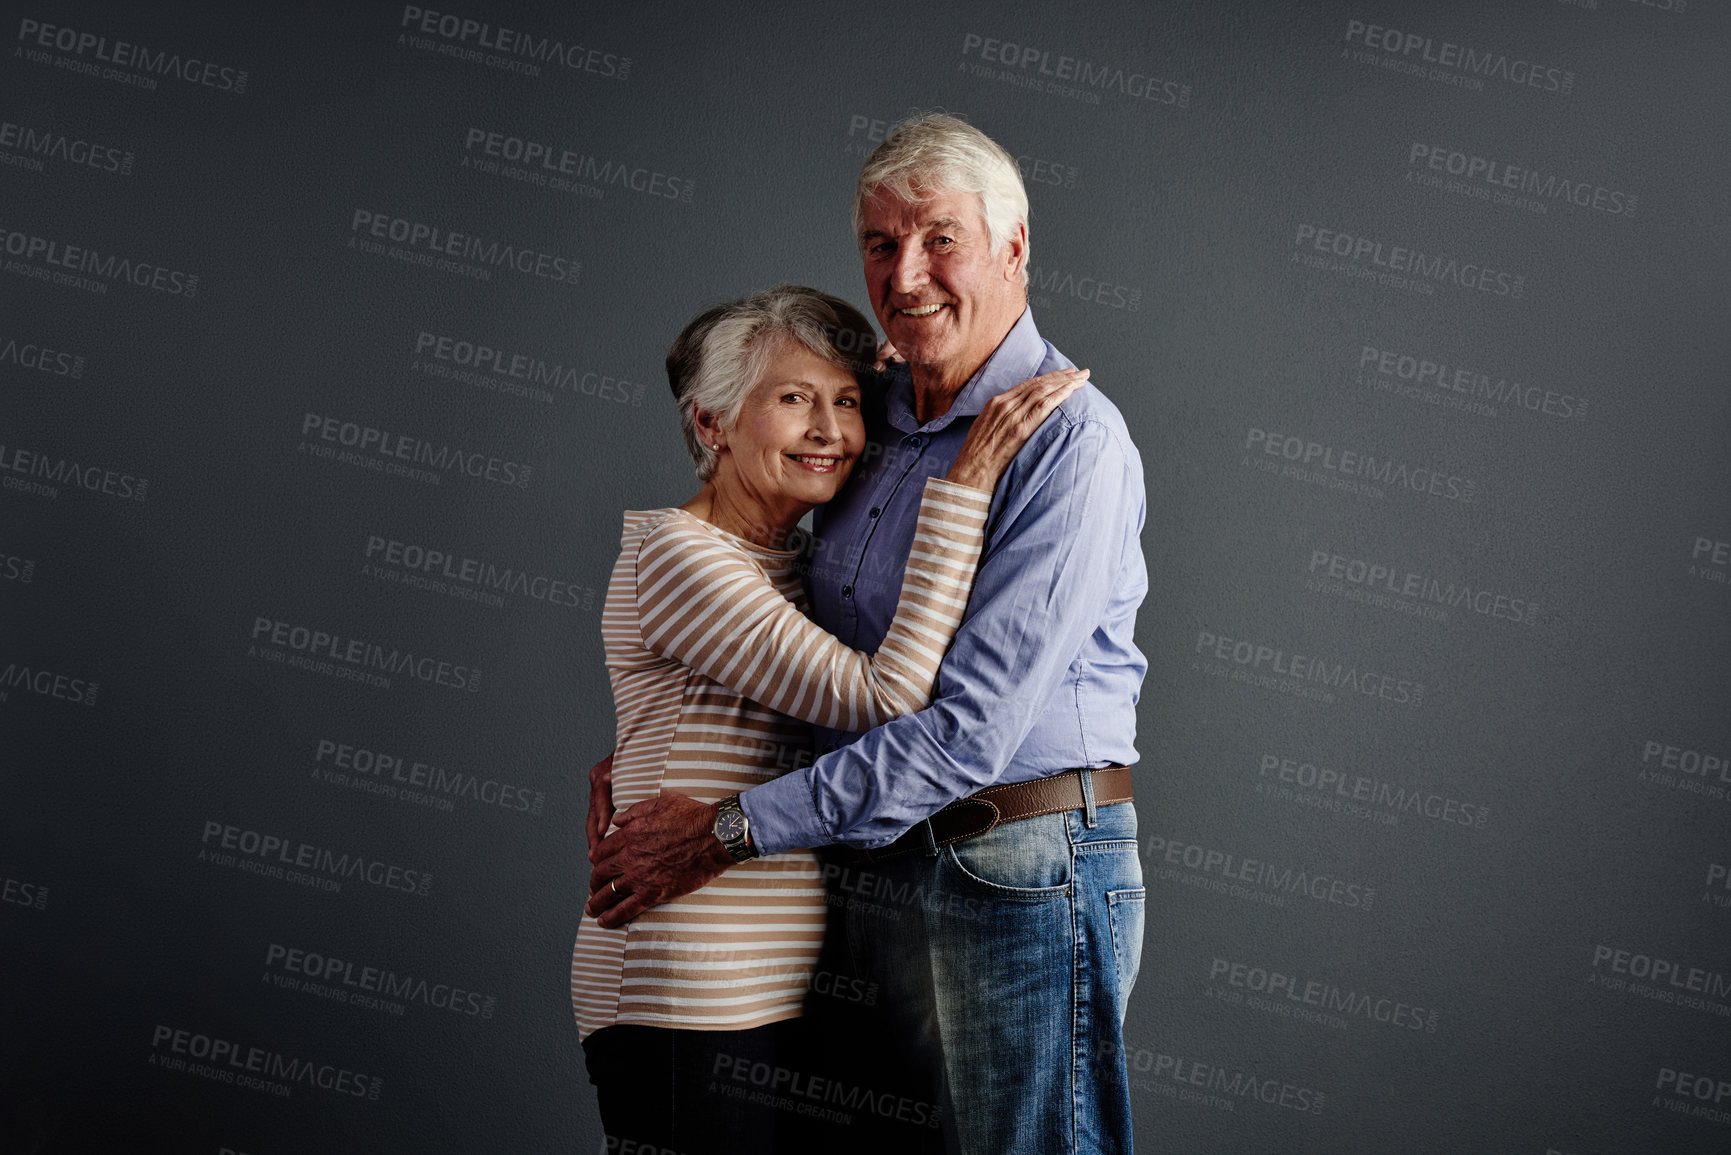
[836,397,859,408]
[931,236,954,247]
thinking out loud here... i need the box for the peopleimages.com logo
[1407,142,1636,217]
[1144,833,1377,911]
[264,942,497,1019]
[313,735,546,817]
[1304,548,1540,627]
[412,329,645,406]
[0,549,35,584]
[1106,1039,1327,1115]
[0,332,85,378]
[959,32,1190,108]
[1356,342,1586,423]
[348,209,580,286]
[0,119,133,176]
[0,659,98,706]
[1244,426,1477,505]
[461,128,692,201]
[1194,626,1425,708]
[1341,18,1574,95]
[1257,751,1491,830]
[1653,1065,1731,1127]
[148,1024,379,1100]
[15,17,249,94]
[0,441,147,502]
[2,873,49,910]
[1207,956,1440,1033]
[364,533,593,611]
[299,411,532,489]
[397,6,631,80]
[2,225,198,297]
[1293,223,1524,298]
[200,819,433,897]
[250,615,482,694]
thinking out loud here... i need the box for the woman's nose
[810,406,841,443]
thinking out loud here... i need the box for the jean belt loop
[919,817,940,857]
[1079,767,1098,828]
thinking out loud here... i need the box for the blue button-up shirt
[741,309,1148,854]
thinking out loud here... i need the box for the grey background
[2,1,1728,1151]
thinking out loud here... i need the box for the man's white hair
[853,114,1030,287]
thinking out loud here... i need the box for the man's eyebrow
[859,216,967,243]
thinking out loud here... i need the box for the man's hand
[585,751,615,860]
[585,793,733,927]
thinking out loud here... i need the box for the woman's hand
[946,368,1089,492]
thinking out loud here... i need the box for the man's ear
[1000,220,1029,285]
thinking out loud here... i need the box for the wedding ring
[609,879,619,894]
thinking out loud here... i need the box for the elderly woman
[570,284,1083,1153]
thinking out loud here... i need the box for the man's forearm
[744,417,1144,855]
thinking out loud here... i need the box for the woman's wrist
[944,463,993,492]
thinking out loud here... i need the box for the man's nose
[889,245,929,294]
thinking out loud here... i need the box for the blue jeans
[811,797,1144,1154]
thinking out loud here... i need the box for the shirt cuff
[923,474,996,505]
[740,770,826,857]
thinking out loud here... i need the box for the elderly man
[588,114,1148,1153]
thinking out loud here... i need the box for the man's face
[857,185,1026,387]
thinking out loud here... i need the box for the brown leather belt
[846,766,1133,864]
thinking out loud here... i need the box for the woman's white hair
[665,284,878,481]
[852,113,1030,286]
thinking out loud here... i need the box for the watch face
[716,811,747,840]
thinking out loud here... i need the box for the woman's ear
[693,402,724,452]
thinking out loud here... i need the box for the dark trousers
[583,1019,813,1154]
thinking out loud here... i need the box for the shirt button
[869,507,881,519]
[841,586,853,599]
[908,436,923,447]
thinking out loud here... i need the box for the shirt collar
[883,307,1049,434]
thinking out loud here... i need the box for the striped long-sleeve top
[571,476,991,1038]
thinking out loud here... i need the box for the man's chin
[884,334,951,368]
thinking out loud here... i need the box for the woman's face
[708,342,866,528]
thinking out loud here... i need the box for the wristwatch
[713,794,759,863]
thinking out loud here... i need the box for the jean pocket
[944,814,1072,898]
[1107,888,1145,1012]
